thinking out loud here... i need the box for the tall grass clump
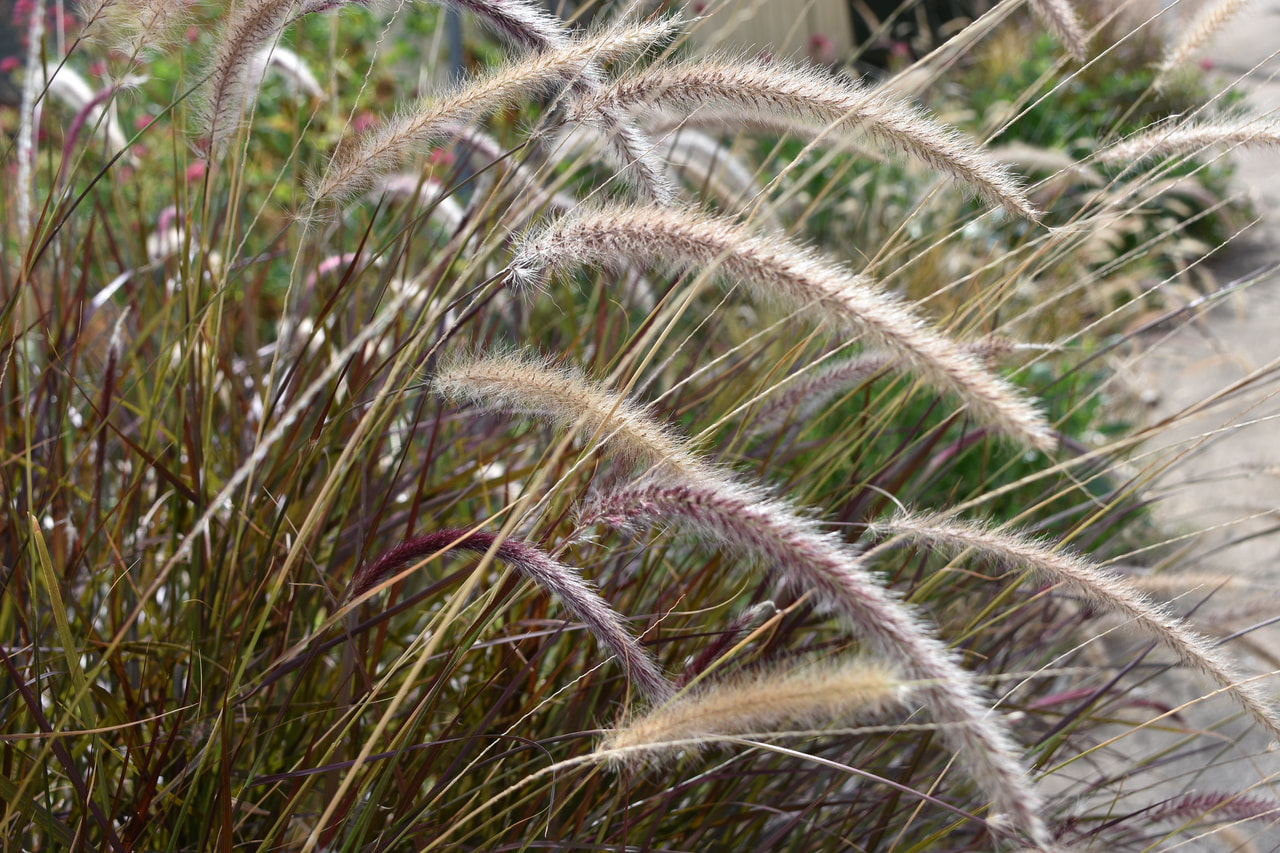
[3,0,1278,850]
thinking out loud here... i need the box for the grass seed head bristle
[79,0,191,54]
[438,0,571,53]
[567,57,1042,220]
[1145,791,1280,826]
[351,528,673,702]
[513,205,1054,450]
[1159,0,1252,79]
[1099,117,1280,166]
[872,510,1280,741]
[748,338,1021,435]
[1028,0,1089,62]
[432,350,711,479]
[583,479,1051,847]
[600,657,906,762]
[201,0,305,156]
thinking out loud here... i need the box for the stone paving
[1118,4,1280,850]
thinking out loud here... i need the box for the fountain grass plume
[438,0,569,53]
[1159,0,1252,80]
[871,509,1280,741]
[600,657,906,763]
[565,56,1042,220]
[1028,0,1088,63]
[510,205,1054,450]
[309,18,680,205]
[1144,791,1280,826]
[1099,117,1280,166]
[581,478,1051,848]
[747,339,1020,435]
[432,350,710,479]
[78,0,191,54]
[349,528,673,702]
[201,0,304,156]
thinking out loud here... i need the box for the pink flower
[427,147,456,168]
[807,33,835,64]
[185,160,207,183]
[0,57,19,73]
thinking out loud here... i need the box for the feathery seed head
[512,205,1055,450]
[568,57,1042,220]
[200,0,305,156]
[309,19,680,204]
[872,509,1280,741]
[1028,0,1089,63]
[600,657,906,764]
[1159,0,1252,79]
[582,478,1050,845]
[433,350,711,479]
[1098,118,1280,167]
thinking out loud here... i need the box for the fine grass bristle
[201,0,304,155]
[11,0,1280,848]
[746,338,1022,434]
[511,205,1055,450]
[600,657,906,761]
[1028,0,1089,62]
[1159,0,1252,79]
[1099,117,1280,166]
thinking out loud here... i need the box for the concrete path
[1118,5,1280,851]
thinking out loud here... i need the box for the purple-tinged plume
[350,528,673,702]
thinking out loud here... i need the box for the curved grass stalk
[1160,0,1252,79]
[432,349,711,479]
[349,527,673,702]
[201,0,304,155]
[602,657,906,762]
[871,510,1280,741]
[1028,0,1089,62]
[1099,118,1280,167]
